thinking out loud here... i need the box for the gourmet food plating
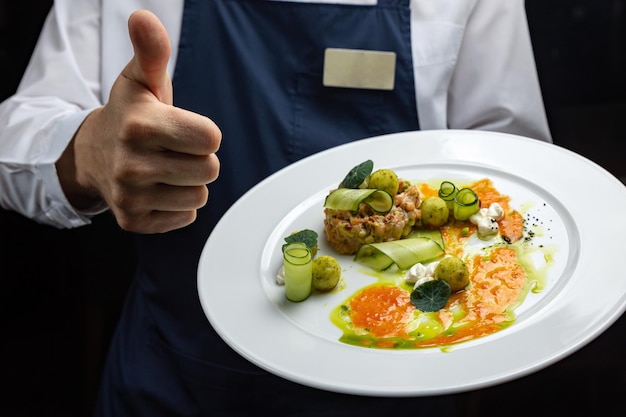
[277,160,554,349]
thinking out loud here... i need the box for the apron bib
[174,0,420,211]
[94,1,453,415]
[135,0,419,361]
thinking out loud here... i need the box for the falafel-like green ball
[312,256,341,292]
[434,255,469,292]
[367,169,399,196]
[420,196,450,228]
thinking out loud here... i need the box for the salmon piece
[470,178,511,212]
[500,210,524,243]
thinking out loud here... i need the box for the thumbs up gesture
[57,10,221,233]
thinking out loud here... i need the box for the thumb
[125,9,172,104]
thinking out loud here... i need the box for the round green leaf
[410,280,451,312]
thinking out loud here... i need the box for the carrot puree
[338,178,531,349]
[348,285,415,339]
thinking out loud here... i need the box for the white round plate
[198,130,626,396]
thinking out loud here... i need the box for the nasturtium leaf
[340,160,374,189]
[410,280,451,312]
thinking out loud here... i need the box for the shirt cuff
[37,109,110,228]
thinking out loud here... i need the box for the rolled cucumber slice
[453,188,480,221]
[283,243,313,302]
[438,181,457,210]
[354,237,444,271]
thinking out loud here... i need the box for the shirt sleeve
[0,1,103,228]
[447,0,552,142]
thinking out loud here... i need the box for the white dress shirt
[0,0,551,229]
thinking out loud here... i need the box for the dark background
[1,1,625,416]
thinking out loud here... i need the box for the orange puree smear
[440,225,475,258]
[419,183,439,198]
[416,247,526,347]
[341,179,530,349]
[349,285,415,339]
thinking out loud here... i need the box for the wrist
[55,109,107,211]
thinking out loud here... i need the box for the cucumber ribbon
[324,188,393,213]
[354,236,444,271]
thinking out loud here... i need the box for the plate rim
[198,129,626,396]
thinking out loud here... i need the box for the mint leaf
[410,280,451,312]
[283,229,318,252]
[340,160,374,189]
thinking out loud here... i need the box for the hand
[57,9,221,233]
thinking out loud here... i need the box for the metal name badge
[323,48,396,90]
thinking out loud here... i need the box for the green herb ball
[312,256,341,292]
[420,196,450,228]
[367,169,399,196]
[434,256,469,292]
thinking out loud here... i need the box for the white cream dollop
[276,266,286,285]
[406,261,439,289]
[469,203,504,238]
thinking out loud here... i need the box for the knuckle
[110,156,152,185]
[200,154,220,183]
[119,113,154,145]
[190,185,209,208]
[120,211,197,234]
[112,211,144,233]
[207,123,222,152]
[109,186,141,213]
[173,211,198,229]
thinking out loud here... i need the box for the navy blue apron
[95,0,455,415]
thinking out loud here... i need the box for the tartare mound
[323,182,422,255]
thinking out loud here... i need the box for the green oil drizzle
[328,213,556,351]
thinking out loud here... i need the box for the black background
[1,1,625,416]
